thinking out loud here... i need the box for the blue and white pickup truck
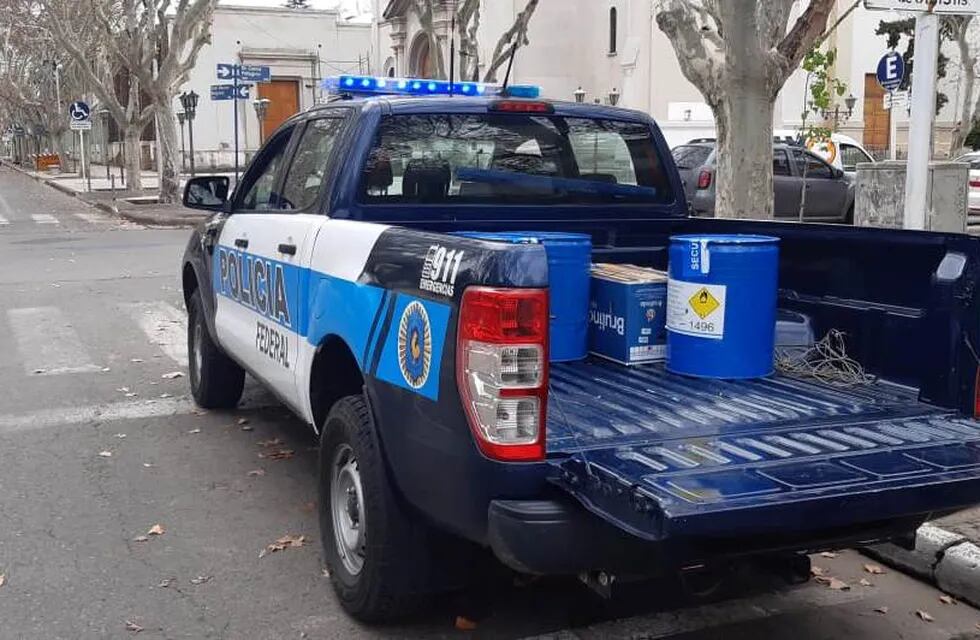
[180,75,980,622]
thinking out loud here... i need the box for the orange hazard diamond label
[688,287,720,319]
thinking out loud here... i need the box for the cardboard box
[588,264,668,365]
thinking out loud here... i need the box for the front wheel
[187,291,245,409]
[319,395,435,622]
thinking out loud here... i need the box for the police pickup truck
[180,75,980,622]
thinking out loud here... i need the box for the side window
[238,128,293,211]
[569,128,638,185]
[773,149,792,176]
[840,144,872,171]
[805,153,833,179]
[279,118,345,211]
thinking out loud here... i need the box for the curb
[2,159,199,228]
[864,523,980,607]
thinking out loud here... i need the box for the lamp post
[573,86,586,103]
[818,93,857,131]
[608,87,620,106]
[177,111,187,174]
[179,90,199,176]
[99,107,110,180]
[252,98,271,144]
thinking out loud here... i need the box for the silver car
[673,142,855,223]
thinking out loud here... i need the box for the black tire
[319,395,435,622]
[187,290,245,409]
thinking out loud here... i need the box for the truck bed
[546,358,980,542]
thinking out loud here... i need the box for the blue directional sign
[216,63,271,83]
[876,51,905,92]
[68,101,90,122]
[210,84,250,101]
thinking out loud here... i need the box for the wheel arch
[309,334,366,431]
[182,261,199,309]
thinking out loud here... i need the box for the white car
[955,152,980,213]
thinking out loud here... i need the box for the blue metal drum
[666,234,780,378]
[454,231,592,362]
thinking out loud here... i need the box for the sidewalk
[865,509,980,607]
[2,159,215,227]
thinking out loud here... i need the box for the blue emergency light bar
[322,75,541,99]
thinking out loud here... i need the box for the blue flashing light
[322,74,543,101]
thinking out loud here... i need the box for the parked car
[673,142,854,222]
[773,130,875,179]
[180,75,980,622]
[955,151,980,213]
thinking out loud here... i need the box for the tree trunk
[155,101,180,204]
[713,89,775,220]
[123,125,142,192]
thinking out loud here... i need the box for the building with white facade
[374,1,969,155]
[178,4,371,169]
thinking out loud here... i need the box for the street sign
[216,63,271,83]
[210,84,250,100]
[876,51,905,91]
[69,120,93,131]
[883,90,910,110]
[69,101,90,122]
[864,0,980,13]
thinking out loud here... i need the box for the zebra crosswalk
[0,211,114,227]
[1,301,188,378]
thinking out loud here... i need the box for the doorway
[257,80,300,140]
[863,73,890,157]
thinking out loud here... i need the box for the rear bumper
[486,497,927,576]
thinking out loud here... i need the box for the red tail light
[489,100,554,113]
[697,170,712,190]
[970,179,980,189]
[457,287,548,462]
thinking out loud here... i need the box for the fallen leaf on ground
[124,620,143,633]
[321,568,330,578]
[115,433,126,439]
[257,438,282,448]
[0,574,6,587]
[142,463,154,468]
[133,536,149,543]
[147,524,165,536]
[814,576,849,590]
[159,393,172,399]
[940,595,956,605]
[820,551,838,559]
[98,450,113,458]
[811,566,826,577]
[187,428,201,434]
[240,425,254,431]
[259,534,306,558]
[190,575,212,585]
[125,392,138,398]
[258,449,295,461]
[101,367,111,372]
[247,469,266,477]
[863,563,885,575]
[916,610,934,622]
[161,371,184,379]
[130,358,143,363]
[237,417,249,425]
[455,616,478,631]
[117,387,130,393]
[874,606,889,614]
[859,578,873,587]
[157,578,174,588]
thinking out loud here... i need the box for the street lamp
[179,90,199,176]
[177,111,187,174]
[573,86,586,103]
[252,98,271,144]
[819,93,858,130]
[608,87,620,106]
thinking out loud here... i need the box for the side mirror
[833,167,845,179]
[183,176,230,211]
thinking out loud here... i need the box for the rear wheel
[319,395,437,622]
[187,291,245,409]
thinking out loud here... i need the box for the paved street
[1,165,980,639]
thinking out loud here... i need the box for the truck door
[214,117,345,412]
[772,148,800,218]
[793,148,847,221]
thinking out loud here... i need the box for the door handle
[278,243,297,256]
[234,238,249,249]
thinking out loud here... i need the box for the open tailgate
[547,361,980,542]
